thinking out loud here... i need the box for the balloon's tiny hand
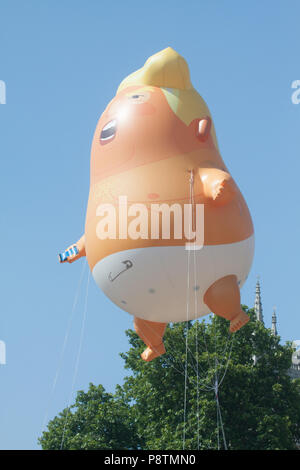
[67,245,81,263]
[58,245,79,263]
[200,169,236,206]
[212,178,236,204]
[58,236,86,264]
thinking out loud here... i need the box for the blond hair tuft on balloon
[117,47,192,92]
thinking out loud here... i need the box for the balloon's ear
[196,116,211,142]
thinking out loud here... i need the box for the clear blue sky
[0,0,299,450]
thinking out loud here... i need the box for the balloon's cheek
[132,102,156,116]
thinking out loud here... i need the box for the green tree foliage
[39,384,141,450]
[39,307,300,450]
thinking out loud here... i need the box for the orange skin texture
[72,86,254,270]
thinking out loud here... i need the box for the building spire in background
[252,278,300,378]
[254,277,264,323]
[271,306,278,336]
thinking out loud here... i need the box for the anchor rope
[41,259,87,435]
[182,169,194,449]
[60,269,91,450]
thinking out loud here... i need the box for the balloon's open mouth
[100,119,117,144]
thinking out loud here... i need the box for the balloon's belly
[92,234,254,323]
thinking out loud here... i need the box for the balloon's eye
[127,91,150,104]
[100,119,117,143]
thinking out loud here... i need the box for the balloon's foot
[141,343,166,362]
[229,311,250,333]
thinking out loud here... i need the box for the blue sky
[0,0,299,450]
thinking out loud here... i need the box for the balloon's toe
[141,344,166,362]
[229,311,250,333]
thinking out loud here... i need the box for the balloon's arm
[58,235,86,264]
[198,168,237,205]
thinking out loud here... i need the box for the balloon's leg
[204,274,249,332]
[133,317,167,362]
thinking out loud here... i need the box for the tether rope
[182,170,194,449]
[41,259,87,435]
[183,168,233,450]
[191,172,200,450]
[60,268,91,450]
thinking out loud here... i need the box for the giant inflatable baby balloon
[60,47,254,362]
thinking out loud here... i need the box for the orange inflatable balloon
[60,47,254,361]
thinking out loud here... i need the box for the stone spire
[254,278,264,323]
[271,307,278,336]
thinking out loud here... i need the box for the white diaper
[92,235,255,323]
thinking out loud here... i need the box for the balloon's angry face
[90,86,205,185]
